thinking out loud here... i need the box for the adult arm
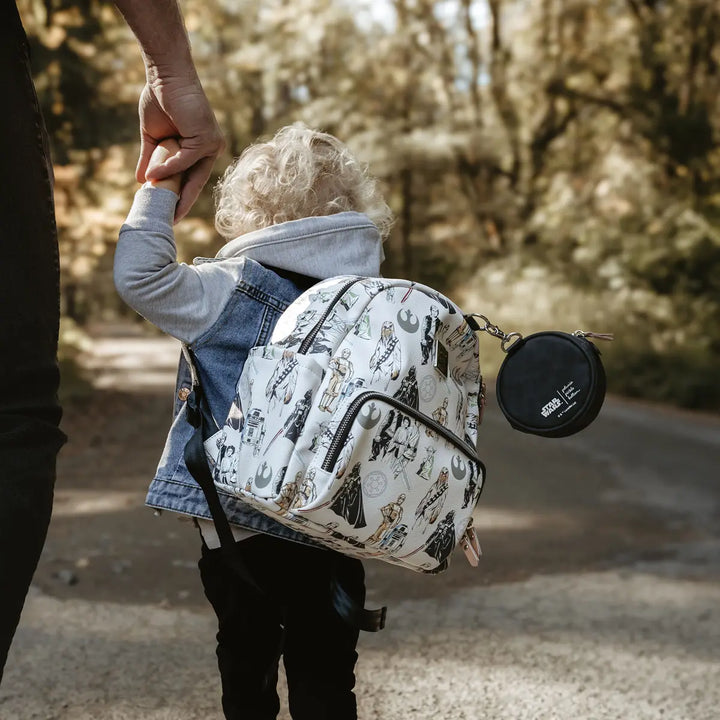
[113,0,225,220]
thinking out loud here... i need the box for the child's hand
[146,138,183,195]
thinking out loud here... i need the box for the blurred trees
[17,0,720,408]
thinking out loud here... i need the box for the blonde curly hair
[214,123,393,241]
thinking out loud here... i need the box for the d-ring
[501,332,523,353]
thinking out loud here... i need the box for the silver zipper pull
[573,331,615,341]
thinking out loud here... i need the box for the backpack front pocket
[291,392,485,572]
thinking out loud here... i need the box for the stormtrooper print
[369,321,401,389]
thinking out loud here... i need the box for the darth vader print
[393,365,419,409]
[328,462,366,529]
[423,510,457,564]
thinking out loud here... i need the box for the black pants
[0,4,66,679]
[199,535,365,720]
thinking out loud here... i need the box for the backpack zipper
[298,277,363,355]
[321,391,481,472]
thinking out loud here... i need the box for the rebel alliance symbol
[451,455,467,480]
[397,309,420,334]
[255,461,273,488]
[358,402,381,429]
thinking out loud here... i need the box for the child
[114,124,393,720]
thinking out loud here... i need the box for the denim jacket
[115,186,384,545]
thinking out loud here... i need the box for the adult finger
[175,155,216,221]
[146,143,216,181]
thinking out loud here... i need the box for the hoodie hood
[215,211,384,279]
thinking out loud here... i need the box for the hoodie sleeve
[114,185,241,344]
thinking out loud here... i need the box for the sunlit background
[5,3,720,718]
[17,0,720,410]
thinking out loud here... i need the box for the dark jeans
[0,3,66,678]
[199,535,365,720]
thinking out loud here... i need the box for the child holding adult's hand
[145,138,183,195]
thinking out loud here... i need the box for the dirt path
[2,324,719,719]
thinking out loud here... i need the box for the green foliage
[603,344,720,411]
[16,0,720,411]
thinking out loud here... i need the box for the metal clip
[466,313,524,353]
[461,518,482,567]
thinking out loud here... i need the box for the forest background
[18,0,720,410]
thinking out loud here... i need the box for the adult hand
[136,74,224,221]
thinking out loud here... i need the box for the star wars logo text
[540,396,563,418]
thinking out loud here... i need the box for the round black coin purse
[495,331,607,438]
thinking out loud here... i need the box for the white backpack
[193,276,485,575]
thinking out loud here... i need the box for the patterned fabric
[202,277,485,573]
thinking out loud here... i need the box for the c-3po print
[319,348,354,413]
[291,469,317,509]
[366,493,406,545]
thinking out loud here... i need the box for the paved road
[2,330,719,719]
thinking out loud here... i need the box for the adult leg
[198,538,285,720]
[282,547,365,720]
[0,3,66,679]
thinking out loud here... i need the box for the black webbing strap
[184,385,265,595]
[331,577,386,632]
[182,379,387,632]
